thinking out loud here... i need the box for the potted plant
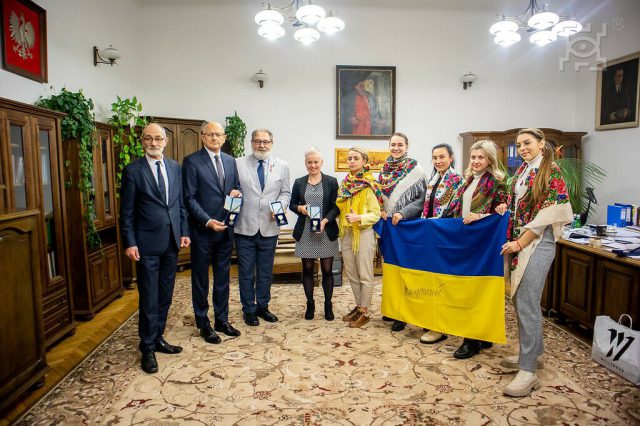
[225,111,246,158]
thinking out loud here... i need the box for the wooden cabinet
[459,128,586,175]
[65,122,123,320]
[546,240,640,330]
[0,98,75,347]
[0,210,48,412]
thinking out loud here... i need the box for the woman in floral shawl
[417,143,465,345]
[378,132,426,332]
[499,128,573,397]
[448,140,510,359]
[337,147,383,328]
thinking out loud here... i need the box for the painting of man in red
[352,80,372,134]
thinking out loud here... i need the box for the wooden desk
[544,239,640,331]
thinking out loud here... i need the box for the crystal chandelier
[254,1,345,45]
[489,0,582,47]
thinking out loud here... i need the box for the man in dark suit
[183,121,242,344]
[120,123,190,374]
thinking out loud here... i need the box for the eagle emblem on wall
[9,11,36,60]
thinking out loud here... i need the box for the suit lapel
[141,159,164,202]
[166,161,177,205]
[245,156,261,191]
[265,157,277,189]
[200,149,224,193]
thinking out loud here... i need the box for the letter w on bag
[606,328,636,361]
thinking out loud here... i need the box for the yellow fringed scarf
[336,189,369,253]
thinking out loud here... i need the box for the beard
[252,149,271,161]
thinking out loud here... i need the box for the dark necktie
[214,155,225,189]
[156,161,167,204]
[257,160,265,191]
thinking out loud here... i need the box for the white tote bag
[591,314,640,385]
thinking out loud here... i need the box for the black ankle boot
[324,301,334,321]
[305,300,315,320]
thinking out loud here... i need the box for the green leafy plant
[36,88,101,248]
[108,96,147,189]
[225,111,247,158]
[556,157,606,218]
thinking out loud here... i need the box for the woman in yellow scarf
[337,147,383,328]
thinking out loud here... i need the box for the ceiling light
[489,0,581,47]
[254,1,345,44]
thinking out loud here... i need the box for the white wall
[0,0,142,118]
[572,0,640,223]
[1,0,638,222]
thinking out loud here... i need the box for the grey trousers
[514,226,555,372]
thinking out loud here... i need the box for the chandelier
[489,0,582,47]
[254,1,345,45]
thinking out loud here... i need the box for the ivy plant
[225,111,247,158]
[36,88,101,248]
[108,96,147,189]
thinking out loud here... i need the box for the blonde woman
[337,147,382,328]
[448,140,509,359]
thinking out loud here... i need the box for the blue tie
[156,161,167,204]
[257,160,265,191]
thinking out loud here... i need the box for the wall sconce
[251,69,268,88]
[461,72,478,90]
[93,45,122,66]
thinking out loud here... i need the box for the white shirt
[515,153,546,235]
[146,154,169,203]
[205,146,224,180]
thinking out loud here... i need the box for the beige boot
[420,330,447,344]
[503,370,540,397]
[500,355,544,370]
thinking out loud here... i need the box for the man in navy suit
[120,123,190,374]
[183,121,242,344]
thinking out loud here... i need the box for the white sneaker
[503,370,540,397]
[420,331,447,344]
[500,355,544,370]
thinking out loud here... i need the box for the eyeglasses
[251,139,272,146]
[142,136,166,143]
[203,132,226,138]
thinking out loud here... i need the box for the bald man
[182,121,242,345]
[120,123,190,374]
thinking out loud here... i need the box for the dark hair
[517,128,554,205]
[432,143,455,167]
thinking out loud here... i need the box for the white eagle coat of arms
[9,10,36,60]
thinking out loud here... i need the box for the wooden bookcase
[0,98,75,347]
[65,122,123,320]
[0,210,49,412]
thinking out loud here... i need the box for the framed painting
[334,148,389,172]
[336,65,395,139]
[595,51,639,131]
[1,0,47,82]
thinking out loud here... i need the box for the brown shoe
[349,312,370,328]
[342,306,359,322]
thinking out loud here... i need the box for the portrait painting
[596,51,639,131]
[1,0,47,82]
[334,148,389,172]
[336,65,395,139]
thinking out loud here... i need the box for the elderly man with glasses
[120,123,190,374]
[234,129,291,326]
[182,121,242,345]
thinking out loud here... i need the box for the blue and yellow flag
[373,213,510,343]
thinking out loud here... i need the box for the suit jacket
[120,156,188,256]
[234,154,291,237]
[182,148,240,242]
[289,173,339,242]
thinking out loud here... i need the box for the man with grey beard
[234,129,291,326]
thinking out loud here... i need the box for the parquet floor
[0,275,147,425]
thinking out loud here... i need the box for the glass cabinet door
[97,127,115,227]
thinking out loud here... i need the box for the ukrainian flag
[374,213,510,344]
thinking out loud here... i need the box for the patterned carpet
[19,276,640,425]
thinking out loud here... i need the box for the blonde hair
[348,146,369,164]
[517,128,554,205]
[464,139,505,181]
